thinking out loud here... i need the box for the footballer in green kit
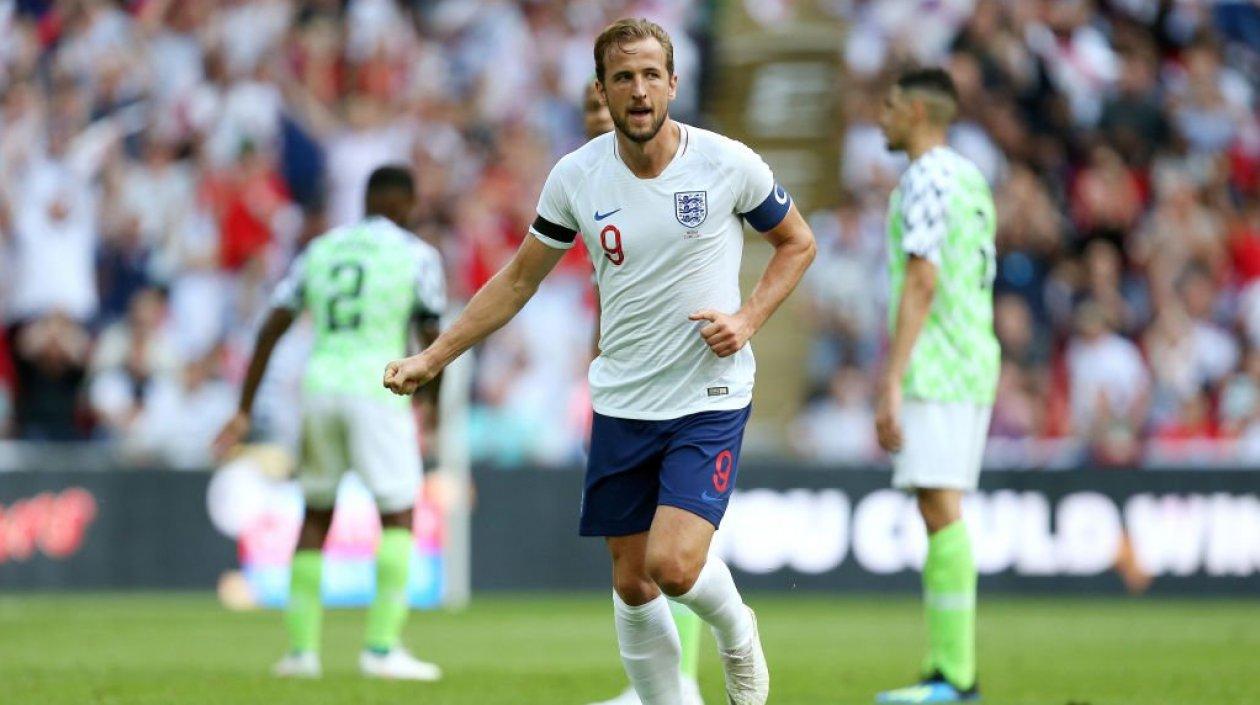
[874,68,999,704]
[215,166,446,682]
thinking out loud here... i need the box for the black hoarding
[472,466,1260,595]
[0,472,235,589]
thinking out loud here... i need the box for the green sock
[670,601,702,680]
[923,521,977,690]
[365,528,413,652]
[286,550,323,654]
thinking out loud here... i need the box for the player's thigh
[348,398,422,514]
[893,400,985,491]
[581,413,668,538]
[298,396,351,509]
[655,405,751,531]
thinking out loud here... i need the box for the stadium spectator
[789,366,878,463]
[87,288,180,439]
[800,194,885,386]
[2,119,101,326]
[10,312,91,441]
[127,345,235,469]
[1066,301,1150,465]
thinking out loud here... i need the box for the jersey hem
[591,396,752,421]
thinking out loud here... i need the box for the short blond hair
[593,18,674,83]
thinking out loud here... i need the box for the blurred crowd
[794,0,1260,467]
[2,0,1259,471]
[0,0,705,468]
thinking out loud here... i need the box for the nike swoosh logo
[700,491,727,503]
[594,208,622,221]
[773,185,788,205]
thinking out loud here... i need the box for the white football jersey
[530,123,792,420]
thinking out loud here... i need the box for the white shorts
[299,394,422,513]
[892,400,992,491]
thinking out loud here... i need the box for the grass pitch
[0,593,1256,704]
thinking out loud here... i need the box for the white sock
[670,556,752,652]
[614,592,683,705]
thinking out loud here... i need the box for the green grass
[0,593,1256,704]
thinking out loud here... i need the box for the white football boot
[717,607,768,705]
[272,651,322,679]
[359,647,442,681]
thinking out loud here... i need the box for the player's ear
[668,73,677,100]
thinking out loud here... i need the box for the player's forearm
[738,232,816,333]
[417,320,443,406]
[238,308,295,415]
[421,269,537,368]
[885,262,936,385]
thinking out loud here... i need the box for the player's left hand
[689,309,753,358]
[875,378,903,453]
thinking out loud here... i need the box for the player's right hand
[874,377,903,454]
[213,411,251,461]
[384,354,438,395]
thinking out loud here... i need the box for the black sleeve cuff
[531,215,577,245]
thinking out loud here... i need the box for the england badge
[674,191,708,229]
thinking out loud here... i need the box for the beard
[612,105,668,144]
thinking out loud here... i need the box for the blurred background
[1,0,1259,600]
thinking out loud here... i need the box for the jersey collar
[611,121,690,181]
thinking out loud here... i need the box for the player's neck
[907,130,948,162]
[615,120,681,179]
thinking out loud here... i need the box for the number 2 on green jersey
[326,261,365,331]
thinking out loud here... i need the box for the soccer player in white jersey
[578,78,706,705]
[215,166,446,681]
[874,69,999,703]
[383,18,816,705]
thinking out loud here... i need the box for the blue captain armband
[742,183,792,232]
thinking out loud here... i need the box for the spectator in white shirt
[1067,300,1150,438]
[4,137,99,324]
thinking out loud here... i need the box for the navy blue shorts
[580,405,750,537]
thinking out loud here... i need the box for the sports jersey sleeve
[530,161,580,250]
[899,162,949,266]
[270,253,307,311]
[412,245,447,321]
[731,140,792,232]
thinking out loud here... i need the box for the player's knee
[379,508,413,530]
[296,507,335,549]
[612,573,659,605]
[917,491,961,533]
[646,554,701,597]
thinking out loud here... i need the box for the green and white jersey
[272,216,446,404]
[887,146,999,405]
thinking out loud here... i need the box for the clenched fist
[383,354,440,395]
[689,309,754,358]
